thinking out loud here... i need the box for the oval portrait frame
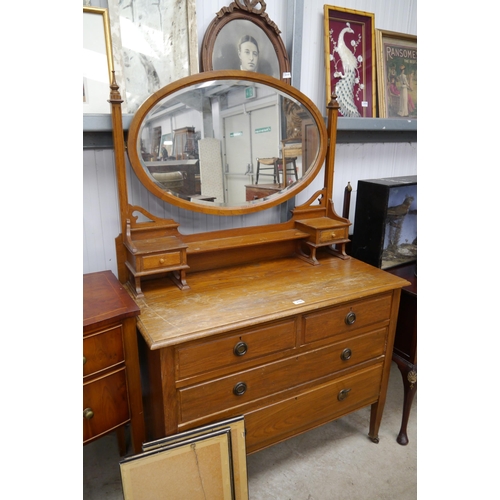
[200,1,291,83]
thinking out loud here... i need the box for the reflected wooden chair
[276,157,298,185]
[255,157,279,184]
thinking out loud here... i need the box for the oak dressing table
[109,69,409,452]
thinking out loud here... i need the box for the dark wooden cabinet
[83,271,145,453]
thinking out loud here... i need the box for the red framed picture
[323,6,375,117]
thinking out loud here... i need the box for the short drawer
[244,362,383,453]
[176,318,297,381]
[318,226,348,244]
[142,251,183,271]
[83,325,124,377]
[178,328,386,423]
[303,293,392,343]
[83,368,130,443]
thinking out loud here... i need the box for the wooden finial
[327,93,340,110]
[109,70,123,103]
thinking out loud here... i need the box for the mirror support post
[109,72,129,238]
[325,93,340,205]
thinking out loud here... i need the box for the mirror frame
[127,70,328,216]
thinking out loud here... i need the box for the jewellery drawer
[303,293,392,343]
[83,368,130,442]
[244,362,384,453]
[142,251,184,271]
[176,318,297,380]
[83,325,124,377]
[318,226,348,244]
[178,328,386,423]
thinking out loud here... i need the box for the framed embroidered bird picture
[323,6,376,117]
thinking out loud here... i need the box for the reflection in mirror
[136,79,321,208]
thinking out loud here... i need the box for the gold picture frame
[375,29,417,118]
[83,7,114,114]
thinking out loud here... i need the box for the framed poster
[376,30,417,118]
[83,7,114,114]
[200,0,291,82]
[323,6,375,117]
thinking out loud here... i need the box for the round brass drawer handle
[83,407,94,420]
[337,388,351,401]
[233,382,247,396]
[233,341,248,356]
[340,348,352,361]
[159,258,165,264]
[83,356,87,365]
[345,311,356,325]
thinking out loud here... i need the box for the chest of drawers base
[134,256,407,453]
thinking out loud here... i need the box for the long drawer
[83,368,130,443]
[178,328,387,423]
[244,362,384,453]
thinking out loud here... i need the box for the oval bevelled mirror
[127,70,327,215]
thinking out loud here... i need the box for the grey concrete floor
[83,361,416,499]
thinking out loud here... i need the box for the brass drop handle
[233,341,248,356]
[83,408,94,420]
[340,348,352,361]
[345,311,356,325]
[337,388,351,401]
[233,382,247,396]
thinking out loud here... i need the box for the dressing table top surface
[130,255,409,350]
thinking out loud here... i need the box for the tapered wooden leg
[368,402,382,443]
[116,425,127,456]
[394,355,417,445]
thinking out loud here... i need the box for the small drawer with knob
[303,293,393,344]
[142,250,184,271]
[83,325,124,378]
[83,367,130,443]
[176,318,297,381]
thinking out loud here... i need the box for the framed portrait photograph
[323,6,375,117]
[376,30,417,118]
[83,7,114,114]
[200,1,291,82]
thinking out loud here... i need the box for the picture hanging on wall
[375,30,417,119]
[323,5,376,117]
[83,7,114,114]
[200,0,291,83]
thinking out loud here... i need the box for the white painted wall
[83,0,417,276]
